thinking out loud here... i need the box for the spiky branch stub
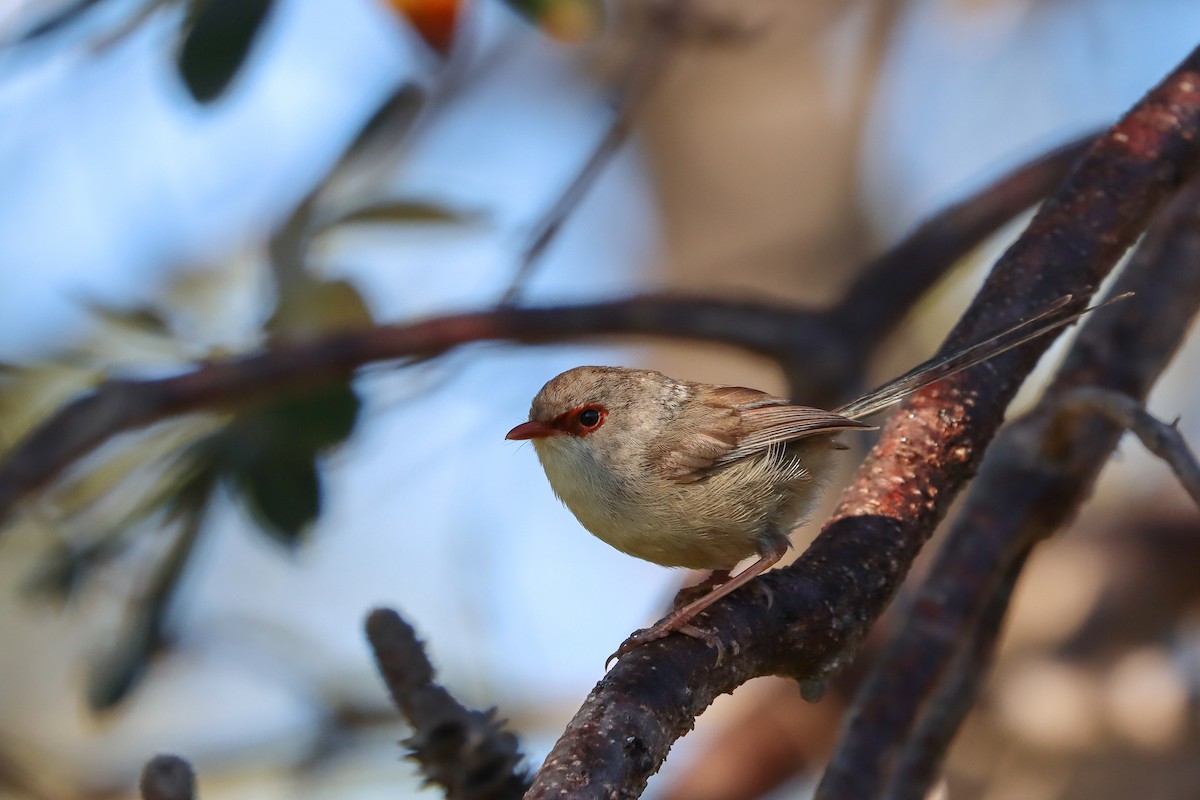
[366,609,530,800]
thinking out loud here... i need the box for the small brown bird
[507,296,1115,663]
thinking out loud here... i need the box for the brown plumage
[506,295,1120,663]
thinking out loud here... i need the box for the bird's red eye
[578,408,601,427]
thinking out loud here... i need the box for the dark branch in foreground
[139,754,196,800]
[817,173,1200,800]
[365,609,530,800]
[0,133,1087,529]
[523,43,1200,800]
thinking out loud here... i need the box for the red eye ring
[554,404,607,437]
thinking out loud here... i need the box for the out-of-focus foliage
[498,0,603,42]
[317,200,471,230]
[177,0,276,102]
[0,138,476,705]
[190,383,362,546]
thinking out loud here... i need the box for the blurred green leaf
[21,436,216,609]
[81,298,171,336]
[266,278,375,339]
[254,382,361,452]
[318,200,472,231]
[184,383,360,545]
[500,0,602,42]
[177,0,275,102]
[21,541,111,606]
[234,450,321,547]
[87,605,159,712]
[87,474,212,711]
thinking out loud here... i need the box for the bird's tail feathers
[834,292,1131,421]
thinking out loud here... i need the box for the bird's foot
[605,620,725,669]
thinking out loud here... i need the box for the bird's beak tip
[506,420,556,440]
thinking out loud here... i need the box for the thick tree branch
[366,608,530,800]
[524,43,1200,800]
[0,133,1085,529]
[818,172,1200,800]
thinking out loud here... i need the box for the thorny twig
[817,173,1200,800]
[365,609,529,800]
[1055,386,1200,509]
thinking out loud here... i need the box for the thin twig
[3,0,104,46]
[1055,386,1200,509]
[501,0,765,303]
[818,170,1200,800]
[365,609,529,800]
[501,6,678,304]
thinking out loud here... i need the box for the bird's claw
[605,627,662,669]
[605,621,726,669]
[678,624,726,665]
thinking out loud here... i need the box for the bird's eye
[578,408,602,428]
[556,404,606,436]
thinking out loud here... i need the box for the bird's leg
[670,569,732,609]
[608,536,790,667]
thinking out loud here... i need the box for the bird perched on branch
[507,295,1120,664]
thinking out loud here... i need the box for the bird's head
[506,366,687,464]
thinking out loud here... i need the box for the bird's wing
[651,386,874,484]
